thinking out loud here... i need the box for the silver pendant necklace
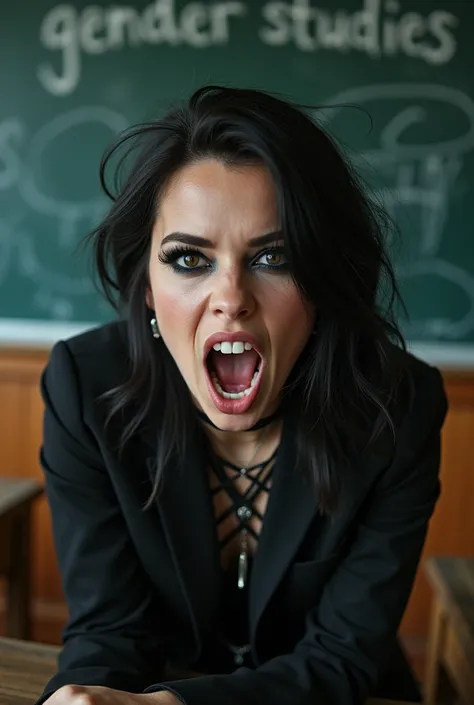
[211,427,278,591]
[233,429,268,590]
[210,425,279,667]
[235,430,267,477]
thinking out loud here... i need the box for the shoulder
[395,347,447,426]
[344,346,448,475]
[41,321,133,436]
[375,346,448,475]
[63,319,129,375]
[44,320,130,397]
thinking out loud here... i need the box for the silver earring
[150,318,160,339]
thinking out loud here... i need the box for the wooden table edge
[0,638,419,705]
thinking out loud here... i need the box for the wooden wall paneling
[0,348,67,644]
[400,371,474,638]
[0,381,22,479]
[26,380,65,613]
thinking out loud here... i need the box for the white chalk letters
[37,0,459,97]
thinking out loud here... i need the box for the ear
[145,287,154,310]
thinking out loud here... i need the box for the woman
[38,86,447,705]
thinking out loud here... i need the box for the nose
[209,269,255,321]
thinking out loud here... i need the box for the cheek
[152,291,193,380]
[150,283,202,365]
[266,289,313,366]
[149,267,196,327]
[269,287,313,335]
[154,290,183,323]
[151,287,185,342]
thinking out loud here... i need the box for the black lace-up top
[209,449,277,666]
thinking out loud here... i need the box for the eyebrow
[160,231,283,248]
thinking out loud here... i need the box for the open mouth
[204,339,263,413]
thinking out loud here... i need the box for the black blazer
[37,322,447,705]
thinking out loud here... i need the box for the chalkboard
[1,0,473,365]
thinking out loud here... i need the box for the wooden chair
[424,556,474,705]
[0,478,43,639]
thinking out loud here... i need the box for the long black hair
[88,85,408,513]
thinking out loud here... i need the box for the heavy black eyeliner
[252,246,288,271]
[158,245,211,273]
[158,245,287,274]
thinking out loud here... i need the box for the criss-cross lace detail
[209,448,277,666]
[210,448,277,551]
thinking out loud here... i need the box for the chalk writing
[19,106,127,221]
[38,0,247,96]
[0,1,470,342]
[0,217,13,284]
[0,107,128,316]
[0,119,24,191]
[260,0,457,65]
[323,83,474,339]
[17,105,128,309]
[37,0,459,97]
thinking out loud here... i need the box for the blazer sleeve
[36,341,167,704]
[145,364,448,705]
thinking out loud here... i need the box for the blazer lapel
[250,415,318,643]
[139,388,388,661]
[249,415,392,648]
[144,428,220,657]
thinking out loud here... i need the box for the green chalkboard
[1,0,473,362]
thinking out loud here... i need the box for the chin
[194,388,263,429]
[200,387,278,433]
[204,406,262,432]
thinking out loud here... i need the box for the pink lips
[203,330,264,415]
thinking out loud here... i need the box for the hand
[44,685,179,704]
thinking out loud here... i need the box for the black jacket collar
[144,411,319,655]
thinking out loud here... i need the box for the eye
[158,245,211,274]
[177,253,206,269]
[261,252,282,266]
[255,250,287,268]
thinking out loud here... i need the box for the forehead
[156,159,278,239]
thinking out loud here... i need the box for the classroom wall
[0,345,473,646]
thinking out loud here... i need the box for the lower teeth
[211,368,260,400]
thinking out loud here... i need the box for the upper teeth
[212,341,253,354]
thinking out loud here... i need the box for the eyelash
[158,245,288,274]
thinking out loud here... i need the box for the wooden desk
[0,638,58,704]
[0,637,415,705]
[424,556,474,705]
[0,478,43,639]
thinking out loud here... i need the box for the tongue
[209,349,260,393]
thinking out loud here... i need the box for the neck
[200,414,282,468]
[196,406,281,432]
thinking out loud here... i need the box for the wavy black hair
[88,85,408,513]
